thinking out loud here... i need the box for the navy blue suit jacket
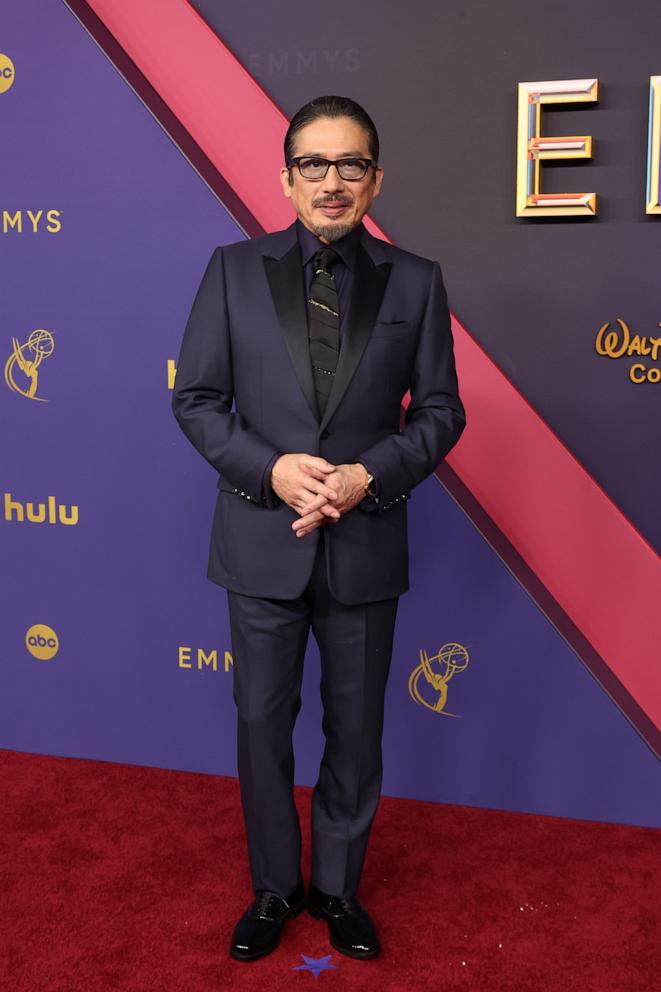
[172,220,466,603]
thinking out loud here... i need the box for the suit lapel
[262,229,319,421]
[262,221,392,429]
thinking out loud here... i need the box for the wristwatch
[364,471,378,499]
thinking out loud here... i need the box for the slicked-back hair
[284,95,380,170]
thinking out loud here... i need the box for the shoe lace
[253,891,285,919]
[322,893,362,916]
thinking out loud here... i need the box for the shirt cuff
[262,451,282,504]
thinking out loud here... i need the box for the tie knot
[314,246,339,276]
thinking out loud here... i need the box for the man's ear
[279,167,293,197]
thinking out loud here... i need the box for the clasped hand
[270,453,369,538]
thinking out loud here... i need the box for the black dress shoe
[306,884,380,959]
[229,880,306,962]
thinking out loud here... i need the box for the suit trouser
[226,529,399,900]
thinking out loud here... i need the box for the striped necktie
[308,246,340,416]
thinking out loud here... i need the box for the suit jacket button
[320,429,329,440]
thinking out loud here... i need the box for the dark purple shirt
[296,216,365,339]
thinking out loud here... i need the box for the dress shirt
[296,216,364,340]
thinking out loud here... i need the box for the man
[172,94,465,962]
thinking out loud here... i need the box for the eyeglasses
[286,156,377,181]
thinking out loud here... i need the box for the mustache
[314,196,352,206]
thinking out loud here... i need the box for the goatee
[310,219,357,243]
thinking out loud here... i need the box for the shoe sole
[229,899,305,962]
[306,903,380,960]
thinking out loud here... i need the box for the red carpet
[0,748,659,991]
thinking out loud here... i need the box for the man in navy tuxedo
[172,95,465,962]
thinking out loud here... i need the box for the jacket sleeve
[356,260,466,513]
[171,246,281,504]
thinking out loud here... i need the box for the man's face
[279,115,383,243]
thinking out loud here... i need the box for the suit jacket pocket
[370,319,412,341]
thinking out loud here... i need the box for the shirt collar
[296,216,365,271]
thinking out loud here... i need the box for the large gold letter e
[516,78,599,217]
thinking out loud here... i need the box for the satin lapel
[263,242,319,422]
[319,245,393,432]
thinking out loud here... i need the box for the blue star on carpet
[292,953,339,978]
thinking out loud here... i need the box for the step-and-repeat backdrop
[2,0,660,828]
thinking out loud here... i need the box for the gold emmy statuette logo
[25,623,59,661]
[4,329,55,401]
[0,53,15,94]
[408,642,470,718]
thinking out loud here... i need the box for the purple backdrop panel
[1,0,241,768]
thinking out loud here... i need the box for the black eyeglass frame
[286,156,379,181]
